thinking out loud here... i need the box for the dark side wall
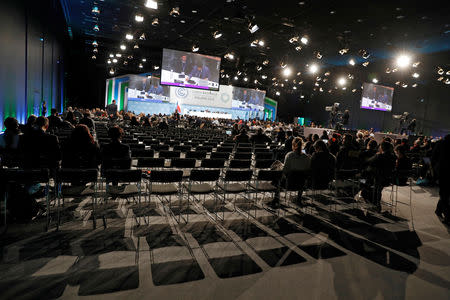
[0,0,67,129]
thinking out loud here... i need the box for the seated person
[0,117,21,167]
[311,140,336,189]
[336,134,360,170]
[234,128,250,144]
[148,83,164,95]
[62,124,101,169]
[19,116,61,170]
[101,126,131,169]
[130,116,141,126]
[158,118,169,130]
[359,139,378,169]
[187,63,210,81]
[320,130,329,140]
[269,137,311,207]
[250,128,272,145]
[79,112,95,131]
[48,109,63,130]
[394,144,412,185]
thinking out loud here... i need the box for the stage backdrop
[117,73,267,120]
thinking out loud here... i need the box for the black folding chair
[201,158,226,169]
[159,150,181,159]
[131,149,155,158]
[210,152,230,160]
[254,159,275,169]
[229,159,252,169]
[255,152,273,160]
[185,150,207,160]
[148,170,184,221]
[248,170,282,217]
[170,158,196,178]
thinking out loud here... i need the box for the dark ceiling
[61,0,450,97]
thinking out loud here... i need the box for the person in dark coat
[61,124,100,169]
[311,140,336,189]
[432,134,450,224]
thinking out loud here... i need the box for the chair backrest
[58,168,98,183]
[0,168,50,184]
[189,169,220,182]
[164,140,180,146]
[196,146,213,152]
[217,147,233,153]
[224,169,253,182]
[102,158,132,170]
[234,152,252,160]
[229,159,252,169]
[104,169,142,183]
[150,170,183,182]
[170,158,196,168]
[159,150,181,159]
[137,157,165,168]
[254,159,275,169]
[201,158,225,168]
[257,170,282,182]
[238,143,252,148]
[143,139,159,145]
[173,145,192,152]
[131,149,155,158]
[128,143,145,150]
[210,152,230,160]
[185,150,207,159]
[255,152,273,160]
[151,144,170,151]
[236,147,252,153]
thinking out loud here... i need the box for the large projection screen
[361,82,394,112]
[161,48,221,91]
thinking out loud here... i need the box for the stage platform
[1,184,449,299]
[301,127,407,144]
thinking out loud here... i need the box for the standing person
[106,100,118,118]
[41,101,47,116]
[432,134,450,224]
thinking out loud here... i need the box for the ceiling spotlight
[324,71,330,76]
[261,75,267,79]
[446,71,450,76]
[125,33,134,40]
[316,52,322,59]
[402,83,408,88]
[359,49,370,59]
[283,67,292,77]
[139,63,143,69]
[295,46,302,52]
[348,59,356,66]
[262,60,269,66]
[339,48,349,55]
[362,61,369,67]
[385,68,391,73]
[412,83,418,87]
[391,68,398,73]
[319,87,324,92]
[152,18,159,26]
[243,77,248,82]
[192,45,199,52]
[224,53,234,60]
[412,62,420,68]
[139,33,146,40]
[145,0,158,9]
[300,36,308,45]
[154,65,160,70]
[123,61,128,65]
[170,7,180,17]
[338,77,347,86]
[372,78,378,83]
[91,55,96,60]
[437,67,444,75]
[296,72,301,76]
[92,40,98,47]
[445,79,450,85]
[107,59,111,64]
[112,58,118,63]
[256,66,262,71]
[258,40,265,46]
[115,53,122,57]
[109,54,114,58]
[412,72,420,78]
[135,14,144,22]
[293,86,297,90]
[275,91,280,96]
[93,24,99,32]
[396,54,411,68]
[92,6,100,14]
[233,76,238,80]
[395,81,401,85]
[120,44,126,50]
[437,76,444,81]
[213,31,222,39]
[250,40,258,47]
[352,89,357,92]
[254,79,258,84]
[93,48,98,53]
[289,36,299,44]
[323,78,328,82]
[309,64,319,74]
[142,58,147,62]
[134,44,139,49]
[248,22,259,33]
[109,68,115,75]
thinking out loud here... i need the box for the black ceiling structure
[61,0,450,100]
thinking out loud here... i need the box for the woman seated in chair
[268,137,311,207]
[311,140,336,190]
[61,124,101,169]
[394,144,412,186]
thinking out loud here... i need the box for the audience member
[234,129,250,144]
[79,112,95,131]
[432,134,450,224]
[311,140,336,189]
[250,128,272,145]
[336,134,360,170]
[101,125,131,169]
[0,117,21,167]
[62,124,100,169]
[48,109,63,130]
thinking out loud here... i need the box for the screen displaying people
[231,87,265,111]
[128,75,170,101]
[161,48,221,91]
[361,82,394,112]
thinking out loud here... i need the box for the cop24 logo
[176,88,188,98]
[220,93,230,103]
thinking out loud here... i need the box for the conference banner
[169,85,233,109]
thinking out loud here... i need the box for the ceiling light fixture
[125,33,134,40]
[283,67,292,77]
[192,45,199,52]
[139,33,146,40]
[338,77,347,86]
[92,6,100,14]
[93,24,99,32]
[115,53,122,57]
[213,31,222,39]
[109,68,115,75]
[300,36,308,45]
[145,0,158,9]
[224,53,234,60]
[135,14,144,22]
[92,40,98,47]
[396,54,411,68]
[170,7,180,17]
[412,72,420,78]
[152,18,159,26]
[309,64,319,74]
[248,22,259,33]
[120,44,126,50]
[349,59,356,66]
[372,78,378,83]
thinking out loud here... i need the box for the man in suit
[101,125,131,169]
[48,108,63,130]
[173,55,189,74]
[106,100,118,117]
[19,116,61,169]
[148,83,164,95]
[187,62,211,81]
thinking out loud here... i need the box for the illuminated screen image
[231,87,266,112]
[161,48,221,91]
[361,82,394,112]
[128,76,170,102]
